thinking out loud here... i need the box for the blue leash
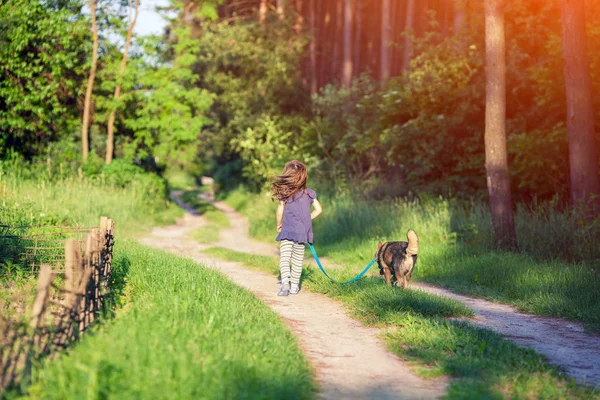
[308,243,376,284]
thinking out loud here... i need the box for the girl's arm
[311,199,322,220]
[276,201,285,232]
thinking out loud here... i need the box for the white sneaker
[289,284,300,295]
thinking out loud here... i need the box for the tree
[309,0,317,95]
[484,0,517,249]
[82,0,99,163]
[105,0,140,164]
[259,0,268,26]
[0,0,89,159]
[402,0,416,71]
[353,0,362,77]
[381,0,391,80]
[559,0,600,215]
[342,0,353,87]
[454,0,466,34]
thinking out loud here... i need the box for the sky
[134,0,171,36]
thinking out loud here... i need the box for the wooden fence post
[30,264,55,330]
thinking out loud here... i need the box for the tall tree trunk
[380,0,392,80]
[353,0,361,77]
[294,0,303,34]
[454,0,466,34]
[106,0,140,164]
[560,0,600,215]
[342,0,353,87]
[259,0,268,26]
[402,0,415,71]
[82,0,99,163]
[332,0,342,82]
[484,0,517,250]
[309,0,317,95]
[277,0,284,19]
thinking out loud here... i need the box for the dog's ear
[377,241,382,249]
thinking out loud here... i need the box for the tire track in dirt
[197,191,600,388]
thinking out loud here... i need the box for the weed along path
[187,190,600,389]
[141,194,447,399]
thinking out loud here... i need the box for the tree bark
[454,0,466,34]
[106,0,139,164]
[380,0,391,80]
[560,0,600,215]
[402,0,415,72]
[331,0,343,83]
[353,0,361,77]
[294,0,303,34]
[259,0,268,26]
[82,0,99,163]
[277,0,284,19]
[309,0,317,95]
[484,0,517,250]
[342,0,353,87]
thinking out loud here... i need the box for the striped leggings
[279,240,305,286]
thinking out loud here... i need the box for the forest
[2,0,600,398]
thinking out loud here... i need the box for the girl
[271,160,322,296]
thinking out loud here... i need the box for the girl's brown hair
[271,160,308,201]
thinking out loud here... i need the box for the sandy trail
[140,192,447,399]
[190,191,600,388]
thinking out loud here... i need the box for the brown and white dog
[375,230,418,289]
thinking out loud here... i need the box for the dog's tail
[406,229,418,256]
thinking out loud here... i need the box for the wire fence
[0,217,115,394]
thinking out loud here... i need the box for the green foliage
[192,16,310,188]
[124,31,214,170]
[26,241,315,399]
[0,0,89,158]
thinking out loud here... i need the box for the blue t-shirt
[276,188,316,244]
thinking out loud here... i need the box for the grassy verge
[202,247,597,399]
[221,187,600,331]
[191,225,221,244]
[24,241,315,399]
[180,189,229,227]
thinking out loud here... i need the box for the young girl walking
[271,160,322,296]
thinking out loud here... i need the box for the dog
[375,230,418,289]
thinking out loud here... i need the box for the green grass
[203,246,598,399]
[180,189,229,227]
[191,225,221,244]
[0,172,183,238]
[24,241,315,399]
[222,187,600,331]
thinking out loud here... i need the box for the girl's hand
[277,223,282,232]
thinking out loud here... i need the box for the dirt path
[141,192,447,399]
[191,191,600,388]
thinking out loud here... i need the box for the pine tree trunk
[277,0,284,19]
[309,0,317,95]
[106,0,139,164]
[560,0,600,216]
[294,0,303,34]
[259,0,268,26]
[454,0,466,34]
[484,0,517,250]
[332,0,343,82]
[353,0,361,77]
[342,0,353,87]
[402,0,415,71]
[380,0,392,80]
[82,0,99,163]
